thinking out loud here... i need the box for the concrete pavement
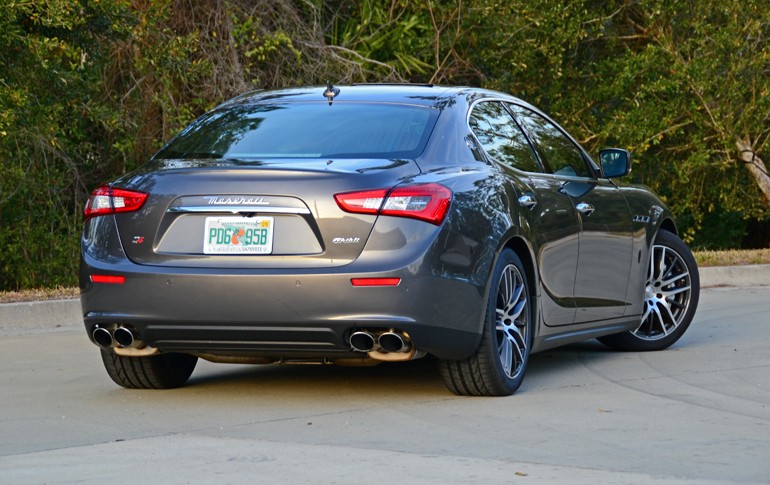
[1,286,769,483]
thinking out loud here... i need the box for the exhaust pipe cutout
[92,327,114,349]
[349,331,377,352]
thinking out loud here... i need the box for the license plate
[203,217,274,254]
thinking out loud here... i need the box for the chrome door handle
[518,194,537,209]
[576,202,595,216]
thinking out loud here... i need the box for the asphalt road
[1,286,769,484]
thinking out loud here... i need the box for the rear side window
[507,104,591,178]
[468,101,542,173]
[155,102,439,160]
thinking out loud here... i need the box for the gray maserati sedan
[80,84,699,396]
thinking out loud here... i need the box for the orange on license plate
[203,217,274,254]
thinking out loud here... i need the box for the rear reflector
[84,185,148,220]
[351,277,401,287]
[90,275,126,284]
[335,183,452,225]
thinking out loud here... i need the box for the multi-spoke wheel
[599,230,700,351]
[439,249,532,396]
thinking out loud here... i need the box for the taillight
[84,185,147,220]
[334,183,452,225]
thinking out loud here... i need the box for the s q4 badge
[132,236,145,244]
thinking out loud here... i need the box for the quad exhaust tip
[349,329,412,354]
[91,325,143,349]
[349,331,377,352]
[92,327,114,349]
[378,332,410,353]
[113,327,136,348]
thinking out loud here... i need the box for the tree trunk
[736,138,770,205]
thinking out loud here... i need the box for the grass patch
[1,248,768,303]
[0,286,79,304]
[693,248,770,267]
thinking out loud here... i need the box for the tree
[435,0,770,246]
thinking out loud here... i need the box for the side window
[508,104,591,178]
[468,101,542,173]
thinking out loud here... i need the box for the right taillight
[84,185,148,221]
[334,183,452,225]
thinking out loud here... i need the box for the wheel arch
[503,236,538,302]
[500,234,541,343]
[658,217,678,236]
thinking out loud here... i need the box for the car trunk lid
[111,158,420,268]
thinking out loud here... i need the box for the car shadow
[185,356,450,399]
[180,340,621,398]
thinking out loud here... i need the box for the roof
[219,84,467,109]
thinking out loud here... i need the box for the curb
[0,299,82,335]
[699,263,770,288]
[0,265,768,336]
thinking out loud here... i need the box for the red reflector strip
[90,275,126,284]
[350,277,401,287]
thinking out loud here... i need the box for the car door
[508,103,634,324]
[468,100,579,325]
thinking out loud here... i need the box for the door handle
[576,202,595,216]
[518,194,537,209]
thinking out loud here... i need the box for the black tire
[439,249,533,396]
[598,230,700,351]
[100,349,198,389]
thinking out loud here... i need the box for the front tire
[599,230,699,351]
[101,350,198,389]
[439,249,533,396]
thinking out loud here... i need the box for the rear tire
[598,230,699,351]
[100,349,198,389]
[439,249,532,396]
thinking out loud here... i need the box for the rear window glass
[155,102,439,160]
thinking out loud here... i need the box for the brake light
[335,183,452,225]
[84,185,147,220]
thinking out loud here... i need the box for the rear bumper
[80,252,485,361]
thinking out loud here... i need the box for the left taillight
[334,183,452,225]
[84,185,148,221]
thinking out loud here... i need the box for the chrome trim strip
[168,206,311,214]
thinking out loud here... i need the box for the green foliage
[1,0,769,289]
[326,0,433,79]
[445,0,769,247]
[0,0,133,289]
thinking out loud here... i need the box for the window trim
[466,98,546,174]
[503,101,600,180]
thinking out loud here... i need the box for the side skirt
[531,318,640,353]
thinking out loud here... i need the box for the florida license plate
[203,217,274,254]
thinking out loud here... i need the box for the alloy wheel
[495,264,529,378]
[635,244,693,340]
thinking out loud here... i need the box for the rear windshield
[154,101,439,160]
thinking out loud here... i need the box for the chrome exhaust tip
[378,331,411,353]
[113,326,137,348]
[92,327,114,349]
[349,331,376,352]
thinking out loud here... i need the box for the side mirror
[599,148,631,178]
